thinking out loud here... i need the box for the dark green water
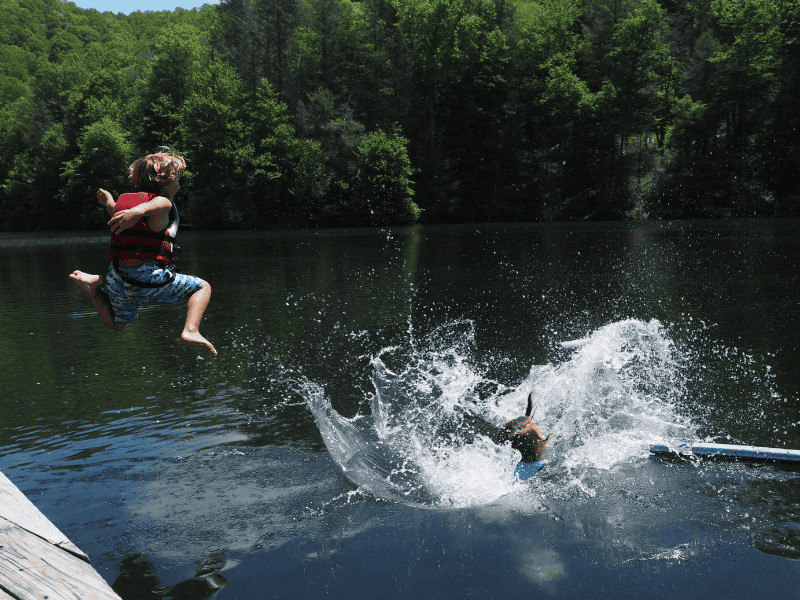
[0,220,798,598]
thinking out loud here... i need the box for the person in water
[70,151,216,355]
[496,392,552,462]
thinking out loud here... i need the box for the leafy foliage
[1,0,798,230]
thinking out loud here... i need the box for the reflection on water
[113,553,228,599]
[0,221,798,597]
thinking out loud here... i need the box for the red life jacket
[107,192,178,267]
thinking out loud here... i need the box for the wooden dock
[0,469,121,600]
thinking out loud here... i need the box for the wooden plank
[0,519,120,600]
[0,470,86,561]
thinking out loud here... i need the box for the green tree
[297,87,363,222]
[289,0,367,101]
[707,0,779,154]
[0,45,37,194]
[61,116,134,228]
[349,126,419,225]
[0,122,68,230]
[249,79,325,226]
[216,0,294,98]
[658,0,781,216]
[761,0,800,212]
[134,22,207,153]
[566,0,676,216]
[179,56,250,228]
[512,0,592,218]
[392,0,510,220]
[357,0,413,128]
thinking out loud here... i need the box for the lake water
[0,220,798,598]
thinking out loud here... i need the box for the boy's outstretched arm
[97,188,116,215]
[108,196,172,234]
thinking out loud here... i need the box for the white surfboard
[650,442,800,463]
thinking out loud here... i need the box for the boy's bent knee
[188,279,211,302]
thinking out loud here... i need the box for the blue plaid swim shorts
[104,262,204,324]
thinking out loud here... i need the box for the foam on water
[304,318,697,508]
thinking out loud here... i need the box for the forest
[1,0,799,230]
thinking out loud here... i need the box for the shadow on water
[113,554,227,599]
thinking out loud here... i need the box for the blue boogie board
[650,442,800,463]
[514,461,543,481]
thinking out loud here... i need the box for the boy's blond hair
[129,152,186,194]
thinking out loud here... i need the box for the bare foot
[181,330,217,356]
[70,270,103,295]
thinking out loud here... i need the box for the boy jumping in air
[70,152,216,355]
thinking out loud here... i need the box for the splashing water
[303,318,699,508]
[537,319,694,475]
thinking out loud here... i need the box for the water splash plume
[304,318,696,507]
